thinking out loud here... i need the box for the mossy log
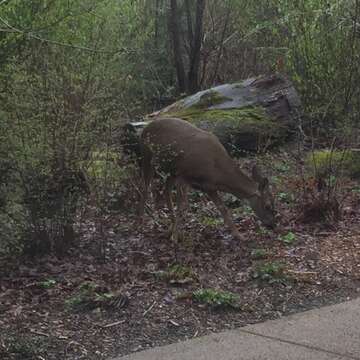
[123,74,302,155]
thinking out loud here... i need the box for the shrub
[307,150,360,179]
[192,288,239,309]
[253,261,287,283]
[279,232,296,245]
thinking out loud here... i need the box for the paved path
[113,298,360,360]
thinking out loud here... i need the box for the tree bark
[210,5,231,86]
[184,0,194,49]
[154,0,160,47]
[188,0,205,94]
[169,0,187,93]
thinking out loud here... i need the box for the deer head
[248,165,276,228]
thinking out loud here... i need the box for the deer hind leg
[164,176,176,217]
[164,177,188,243]
[138,152,154,222]
[163,176,176,238]
[179,183,189,210]
[206,190,242,240]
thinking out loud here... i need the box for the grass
[193,288,239,309]
[3,335,48,359]
[64,281,115,311]
[307,149,360,179]
[168,264,194,280]
[39,278,56,289]
[154,264,195,284]
[236,205,253,216]
[279,231,296,245]
[274,162,290,173]
[64,293,85,310]
[253,261,287,283]
[278,192,293,203]
[251,248,268,259]
[200,216,223,227]
[255,226,270,236]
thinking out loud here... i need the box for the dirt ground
[1,155,360,360]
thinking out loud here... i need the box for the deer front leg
[164,177,189,240]
[179,183,189,210]
[206,190,242,240]
[164,176,176,218]
[164,176,176,238]
[169,178,188,243]
[138,153,154,223]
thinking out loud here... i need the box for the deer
[138,117,276,240]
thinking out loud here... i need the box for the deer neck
[223,166,259,200]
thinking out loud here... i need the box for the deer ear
[252,165,269,191]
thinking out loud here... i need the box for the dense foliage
[1,0,359,256]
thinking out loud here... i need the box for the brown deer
[138,117,276,240]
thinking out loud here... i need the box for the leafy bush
[291,147,355,224]
[39,279,57,289]
[65,281,128,312]
[307,150,360,179]
[279,232,296,245]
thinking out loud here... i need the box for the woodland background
[1,0,359,256]
[1,1,360,359]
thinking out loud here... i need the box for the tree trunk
[184,0,194,48]
[210,5,231,86]
[169,0,187,93]
[188,0,205,94]
[154,0,160,47]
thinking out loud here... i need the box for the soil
[1,155,360,360]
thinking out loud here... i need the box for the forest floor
[1,153,360,360]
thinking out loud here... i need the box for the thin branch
[0,0,11,6]
[0,15,132,54]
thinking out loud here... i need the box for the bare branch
[0,15,132,54]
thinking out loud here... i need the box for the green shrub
[253,261,287,283]
[279,232,296,245]
[193,288,239,309]
[154,264,195,284]
[2,335,48,359]
[39,279,57,289]
[307,150,360,179]
[200,216,223,227]
[251,248,268,259]
[65,281,98,311]
[85,151,124,182]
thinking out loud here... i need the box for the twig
[169,319,180,327]
[143,301,156,317]
[30,329,49,337]
[0,14,132,54]
[130,178,162,227]
[101,320,126,328]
